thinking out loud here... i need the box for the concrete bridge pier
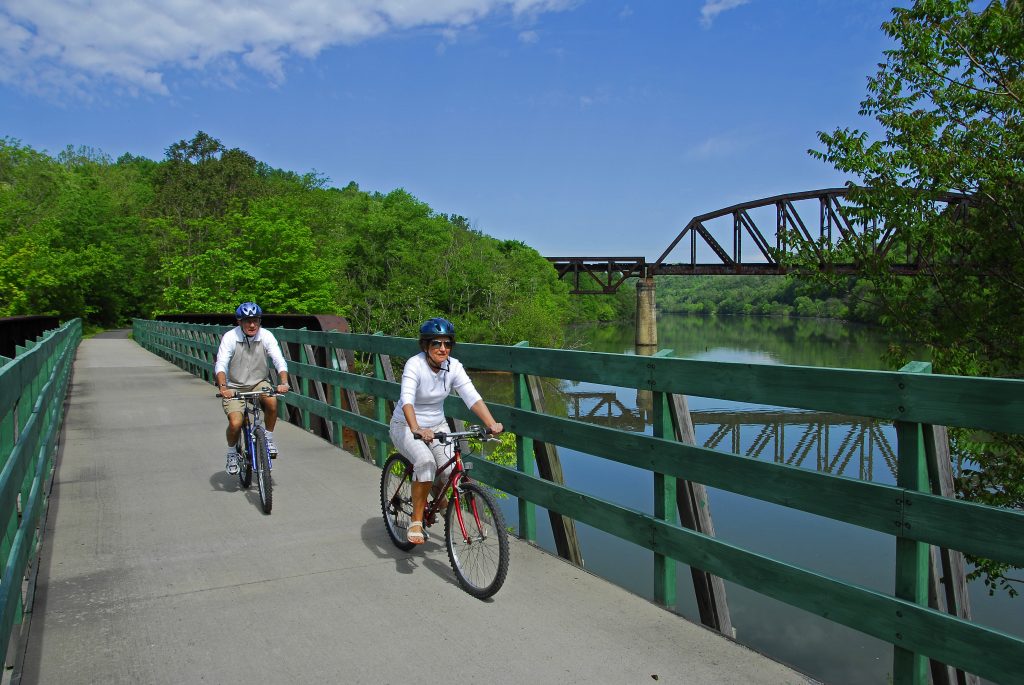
[635,276,658,350]
[635,276,657,414]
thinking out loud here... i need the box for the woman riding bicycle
[389,317,503,544]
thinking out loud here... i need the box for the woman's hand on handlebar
[486,422,503,436]
[413,427,435,443]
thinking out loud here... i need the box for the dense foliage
[0,132,627,346]
[655,274,879,322]
[795,0,1023,594]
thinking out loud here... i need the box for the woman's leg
[390,420,440,543]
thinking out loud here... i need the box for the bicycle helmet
[419,317,455,342]
[235,302,263,318]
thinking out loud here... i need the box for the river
[473,313,1022,685]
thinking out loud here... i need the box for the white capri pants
[389,419,452,483]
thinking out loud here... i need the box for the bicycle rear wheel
[380,454,415,551]
[445,482,509,599]
[255,428,273,514]
[237,437,252,489]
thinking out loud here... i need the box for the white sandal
[407,520,425,544]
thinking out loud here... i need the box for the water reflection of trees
[574,313,910,370]
[562,390,897,482]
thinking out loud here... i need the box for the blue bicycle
[219,389,278,514]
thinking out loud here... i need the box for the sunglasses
[429,339,453,350]
[240,317,262,325]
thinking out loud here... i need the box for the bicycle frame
[421,430,488,540]
[236,392,272,474]
[380,425,509,597]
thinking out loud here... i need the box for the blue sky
[1,0,904,259]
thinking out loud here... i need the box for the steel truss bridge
[547,187,969,294]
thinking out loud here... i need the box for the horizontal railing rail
[0,318,81,669]
[132,318,1024,684]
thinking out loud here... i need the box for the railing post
[512,341,536,542]
[329,349,343,448]
[893,361,931,685]
[299,339,311,432]
[373,332,390,467]
[651,349,677,607]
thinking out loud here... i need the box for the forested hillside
[655,274,880,323]
[0,132,631,345]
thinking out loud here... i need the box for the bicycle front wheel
[255,429,273,514]
[380,454,415,551]
[445,482,509,599]
[238,437,252,489]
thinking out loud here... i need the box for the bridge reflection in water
[563,391,897,482]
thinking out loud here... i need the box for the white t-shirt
[391,353,482,428]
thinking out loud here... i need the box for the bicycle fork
[452,480,488,545]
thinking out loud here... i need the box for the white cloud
[687,134,746,160]
[518,29,539,44]
[0,0,577,97]
[699,0,750,29]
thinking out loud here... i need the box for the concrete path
[15,333,812,684]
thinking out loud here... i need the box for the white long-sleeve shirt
[391,353,482,428]
[214,326,288,387]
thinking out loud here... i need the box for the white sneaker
[225,450,239,475]
[265,434,278,457]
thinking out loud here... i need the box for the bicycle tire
[237,436,252,489]
[255,428,273,514]
[445,482,509,599]
[380,453,415,551]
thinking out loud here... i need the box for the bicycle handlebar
[215,389,286,399]
[414,426,494,443]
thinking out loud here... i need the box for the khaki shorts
[221,381,274,416]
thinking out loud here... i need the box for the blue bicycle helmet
[235,302,263,318]
[419,317,455,342]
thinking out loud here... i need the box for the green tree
[156,199,335,315]
[799,0,1024,594]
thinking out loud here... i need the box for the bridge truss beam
[547,188,970,293]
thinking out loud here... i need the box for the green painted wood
[652,389,677,607]
[0,318,79,663]
[513,365,536,542]
[903,491,1024,567]
[372,338,391,467]
[894,418,931,684]
[466,458,1024,685]
[299,344,311,431]
[503,405,903,531]
[456,343,1024,434]
[130,320,1024,682]
[894,362,937,684]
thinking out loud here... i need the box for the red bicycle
[380,425,510,599]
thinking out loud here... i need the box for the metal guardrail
[133,318,1024,685]
[0,319,81,668]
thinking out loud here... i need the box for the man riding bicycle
[215,302,290,475]
[388,317,503,544]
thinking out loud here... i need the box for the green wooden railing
[132,318,1024,684]
[0,319,81,666]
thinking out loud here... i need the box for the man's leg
[226,412,243,447]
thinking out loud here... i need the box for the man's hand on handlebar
[275,383,289,394]
[486,422,503,436]
[219,388,236,399]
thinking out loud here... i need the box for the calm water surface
[474,313,1021,685]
